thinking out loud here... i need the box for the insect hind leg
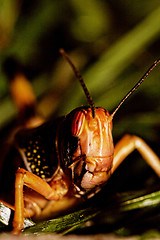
[3,57,37,125]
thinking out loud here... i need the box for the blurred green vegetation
[0,0,160,238]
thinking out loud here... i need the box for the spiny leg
[112,134,160,176]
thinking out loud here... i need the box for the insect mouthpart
[68,154,110,193]
[85,156,113,172]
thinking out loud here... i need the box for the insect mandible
[0,49,160,234]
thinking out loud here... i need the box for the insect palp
[59,48,95,118]
[110,58,160,120]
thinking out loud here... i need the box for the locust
[0,49,160,234]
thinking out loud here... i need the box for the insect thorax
[15,119,62,181]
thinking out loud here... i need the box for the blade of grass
[23,189,160,234]
[24,208,100,234]
[1,189,160,234]
[120,190,160,212]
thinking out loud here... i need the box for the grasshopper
[0,50,160,234]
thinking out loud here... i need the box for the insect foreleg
[12,168,68,234]
[112,134,160,177]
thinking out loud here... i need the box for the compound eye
[71,110,85,136]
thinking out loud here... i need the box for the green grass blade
[24,208,99,234]
[1,189,160,234]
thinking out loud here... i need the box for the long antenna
[110,59,160,120]
[59,48,95,118]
